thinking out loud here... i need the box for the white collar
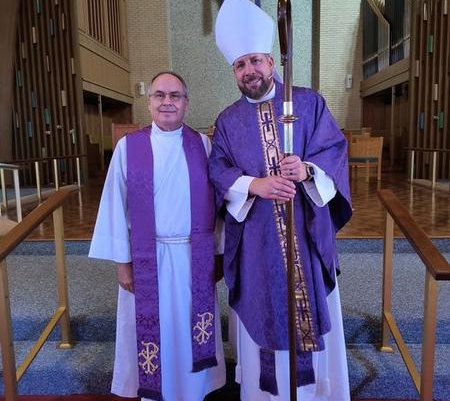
[152,121,183,137]
[246,83,276,104]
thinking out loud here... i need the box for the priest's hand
[117,262,134,293]
[249,176,296,201]
[280,155,308,182]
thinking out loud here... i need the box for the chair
[343,127,371,142]
[342,130,352,144]
[111,123,141,149]
[348,136,383,182]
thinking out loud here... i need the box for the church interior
[0,0,449,400]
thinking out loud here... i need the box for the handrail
[377,189,450,401]
[404,147,450,153]
[0,187,76,401]
[0,163,21,170]
[0,155,85,208]
[0,186,76,261]
[0,154,87,164]
[377,190,450,280]
[0,164,23,221]
[405,148,450,190]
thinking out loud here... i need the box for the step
[1,342,449,399]
[5,250,450,344]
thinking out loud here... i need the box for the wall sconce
[345,74,353,89]
[137,82,146,96]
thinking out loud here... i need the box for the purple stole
[127,125,217,400]
[256,100,316,394]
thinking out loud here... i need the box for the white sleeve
[88,138,132,263]
[203,132,226,253]
[301,162,337,207]
[224,176,256,223]
[200,133,212,156]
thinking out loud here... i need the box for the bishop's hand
[280,155,309,182]
[249,176,296,201]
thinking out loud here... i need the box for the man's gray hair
[147,71,189,98]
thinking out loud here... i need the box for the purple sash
[127,125,217,400]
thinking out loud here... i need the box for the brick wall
[319,0,362,129]
[127,0,171,126]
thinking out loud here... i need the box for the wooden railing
[377,189,450,401]
[0,187,76,401]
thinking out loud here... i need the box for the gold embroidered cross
[193,312,214,345]
[138,341,159,375]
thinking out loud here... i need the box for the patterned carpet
[1,240,449,400]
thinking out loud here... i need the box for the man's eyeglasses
[149,91,187,102]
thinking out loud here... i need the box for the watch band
[304,164,315,181]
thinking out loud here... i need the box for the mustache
[243,74,262,84]
[158,105,177,112]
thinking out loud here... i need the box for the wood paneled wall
[84,100,131,152]
[77,0,128,59]
[409,0,450,179]
[0,0,20,162]
[77,0,132,103]
[12,0,84,185]
[362,84,410,163]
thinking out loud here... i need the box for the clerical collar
[246,83,276,104]
[151,121,183,137]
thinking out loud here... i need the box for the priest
[89,71,225,401]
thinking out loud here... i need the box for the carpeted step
[1,341,449,399]
[6,242,450,344]
[0,341,114,395]
[347,343,450,400]
[2,239,450,399]
[339,251,450,345]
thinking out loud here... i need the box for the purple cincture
[127,125,217,400]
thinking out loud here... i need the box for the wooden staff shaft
[278,0,297,399]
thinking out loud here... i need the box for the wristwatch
[304,164,315,181]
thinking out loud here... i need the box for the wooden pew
[111,123,141,150]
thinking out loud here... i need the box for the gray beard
[238,77,272,100]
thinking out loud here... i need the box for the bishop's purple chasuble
[127,125,217,400]
[209,82,352,394]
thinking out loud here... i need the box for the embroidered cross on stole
[256,100,319,350]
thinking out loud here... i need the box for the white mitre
[215,0,275,65]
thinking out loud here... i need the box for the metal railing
[0,163,22,222]
[405,147,450,191]
[0,155,85,219]
[0,187,77,401]
[378,189,450,401]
